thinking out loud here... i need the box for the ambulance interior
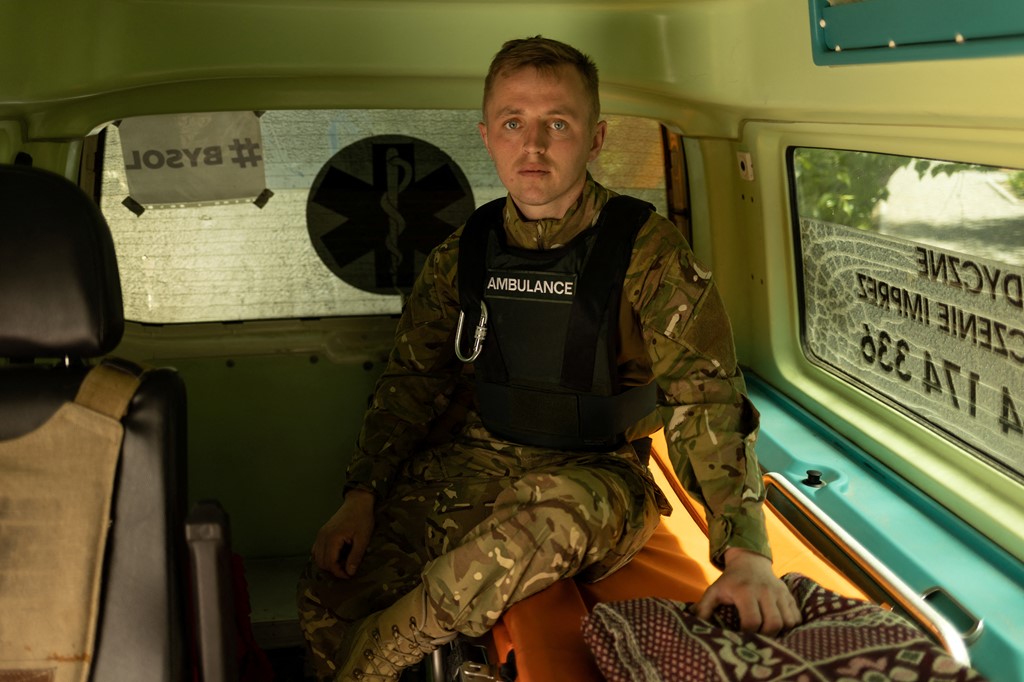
[1,1,1024,681]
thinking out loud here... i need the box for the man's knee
[506,465,661,571]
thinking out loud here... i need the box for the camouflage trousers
[296,442,665,679]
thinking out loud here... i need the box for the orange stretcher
[485,431,866,682]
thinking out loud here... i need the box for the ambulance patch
[485,270,577,301]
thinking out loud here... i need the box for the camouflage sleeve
[628,213,771,568]
[344,230,464,500]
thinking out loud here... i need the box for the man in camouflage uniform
[298,36,800,681]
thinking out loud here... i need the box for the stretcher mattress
[488,431,865,682]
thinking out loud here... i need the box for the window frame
[724,120,1024,566]
[91,109,674,326]
[788,144,1024,484]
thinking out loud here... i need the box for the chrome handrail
[763,471,972,667]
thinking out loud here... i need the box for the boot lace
[350,618,430,680]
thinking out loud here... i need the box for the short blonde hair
[483,36,600,122]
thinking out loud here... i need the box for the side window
[98,110,667,324]
[791,148,1024,479]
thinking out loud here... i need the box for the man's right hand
[312,489,375,579]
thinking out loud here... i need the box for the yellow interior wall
[2,0,1023,140]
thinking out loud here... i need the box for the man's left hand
[696,547,802,636]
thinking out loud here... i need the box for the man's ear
[589,119,607,162]
[478,121,493,159]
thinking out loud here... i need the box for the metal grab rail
[763,472,973,668]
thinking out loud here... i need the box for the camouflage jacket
[346,176,771,567]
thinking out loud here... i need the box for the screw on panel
[737,152,754,181]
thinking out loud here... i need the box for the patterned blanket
[582,573,986,681]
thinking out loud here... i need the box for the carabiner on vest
[454,301,488,363]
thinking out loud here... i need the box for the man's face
[479,65,606,221]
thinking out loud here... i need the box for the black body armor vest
[457,195,658,451]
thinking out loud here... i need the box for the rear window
[792,147,1024,478]
[98,110,669,324]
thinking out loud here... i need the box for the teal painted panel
[746,373,1024,681]
[809,0,1024,65]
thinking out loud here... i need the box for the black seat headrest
[0,164,124,358]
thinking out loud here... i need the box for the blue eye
[551,120,567,131]
[504,120,520,130]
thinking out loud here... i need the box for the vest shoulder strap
[457,195,652,315]
[74,358,146,420]
[560,195,653,392]
[457,197,505,317]
[0,358,144,680]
